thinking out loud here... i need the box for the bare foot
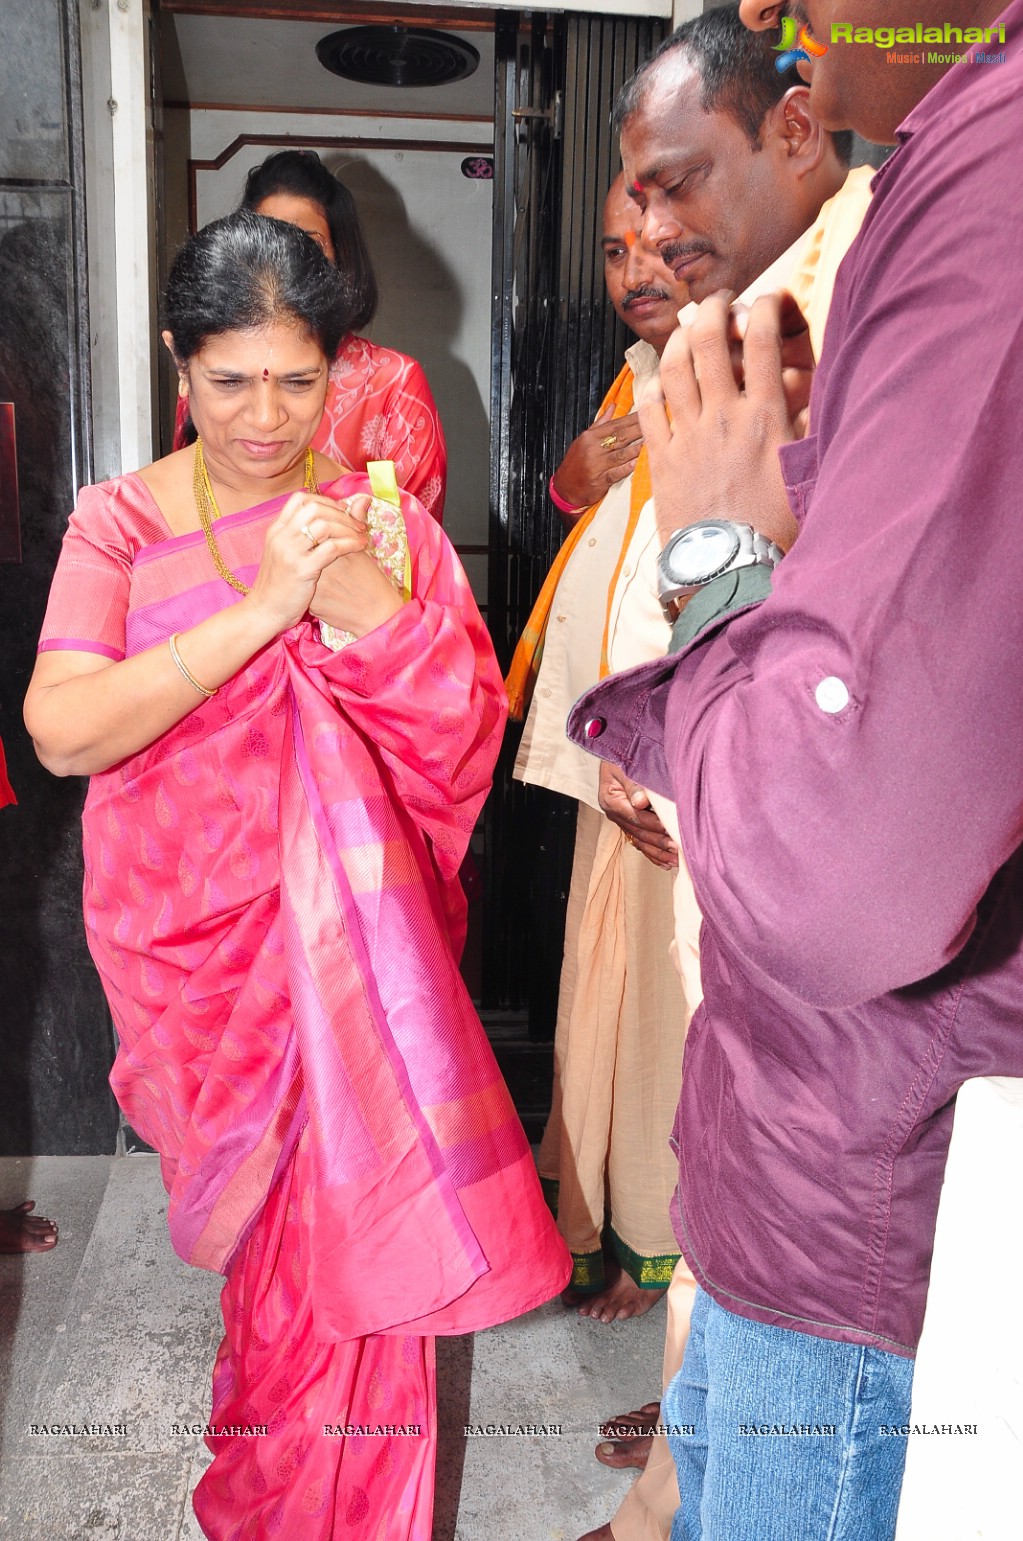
[576,1261,666,1324]
[0,1201,58,1254]
[576,1527,615,1541]
[595,1400,661,1469]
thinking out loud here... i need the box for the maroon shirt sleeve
[569,60,1023,1011]
[656,76,1023,1009]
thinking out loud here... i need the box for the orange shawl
[505,362,652,720]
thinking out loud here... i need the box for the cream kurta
[514,340,661,811]
[527,341,686,1292]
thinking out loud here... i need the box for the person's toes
[594,1401,660,1467]
[576,1286,615,1319]
[611,1283,666,1320]
[584,1291,628,1323]
[597,1402,660,1436]
[0,1203,59,1254]
[595,1435,654,1469]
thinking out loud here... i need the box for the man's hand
[599,760,678,871]
[733,289,816,432]
[552,406,644,513]
[638,291,803,550]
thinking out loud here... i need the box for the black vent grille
[315,26,480,88]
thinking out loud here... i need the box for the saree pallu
[43,473,569,1537]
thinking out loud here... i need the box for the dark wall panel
[485,10,666,1033]
[0,0,119,1154]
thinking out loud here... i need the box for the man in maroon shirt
[567,1,1023,1537]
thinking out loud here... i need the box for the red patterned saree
[38,472,569,1538]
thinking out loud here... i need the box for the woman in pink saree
[25,211,569,1539]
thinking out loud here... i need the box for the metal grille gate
[483,9,666,1120]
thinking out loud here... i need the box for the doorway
[156,2,666,1129]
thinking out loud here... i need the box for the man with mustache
[565,0,1023,1537]
[566,9,872,1539]
[508,174,691,1328]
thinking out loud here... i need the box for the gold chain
[193,439,319,596]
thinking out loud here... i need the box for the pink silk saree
[38,472,569,1537]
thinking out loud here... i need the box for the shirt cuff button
[815,676,850,714]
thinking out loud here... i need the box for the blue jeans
[664,1289,914,1541]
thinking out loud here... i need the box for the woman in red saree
[174,149,448,523]
[25,211,568,1539]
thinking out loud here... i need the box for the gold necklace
[193,439,319,595]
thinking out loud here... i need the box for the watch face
[669,522,740,584]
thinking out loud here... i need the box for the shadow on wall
[0,214,119,1160]
[324,152,491,540]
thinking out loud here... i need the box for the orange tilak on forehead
[624,229,637,249]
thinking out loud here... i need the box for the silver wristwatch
[656,520,783,623]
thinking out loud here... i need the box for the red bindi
[262,368,269,380]
[632,179,643,194]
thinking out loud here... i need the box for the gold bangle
[168,633,217,699]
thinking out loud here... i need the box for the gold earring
[178,377,188,399]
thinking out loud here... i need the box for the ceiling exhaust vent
[315,26,480,89]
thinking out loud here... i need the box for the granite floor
[0,1156,665,1541]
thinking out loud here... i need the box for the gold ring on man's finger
[600,434,619,450]
[300,523,319,550]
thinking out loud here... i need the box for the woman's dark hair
[241,149,379,332]
[163,208,352,366]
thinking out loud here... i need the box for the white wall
[80,0,157,480]
[895,1078,1023,1540]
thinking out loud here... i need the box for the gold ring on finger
[300,523,319,550]
[600,434,619,450]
